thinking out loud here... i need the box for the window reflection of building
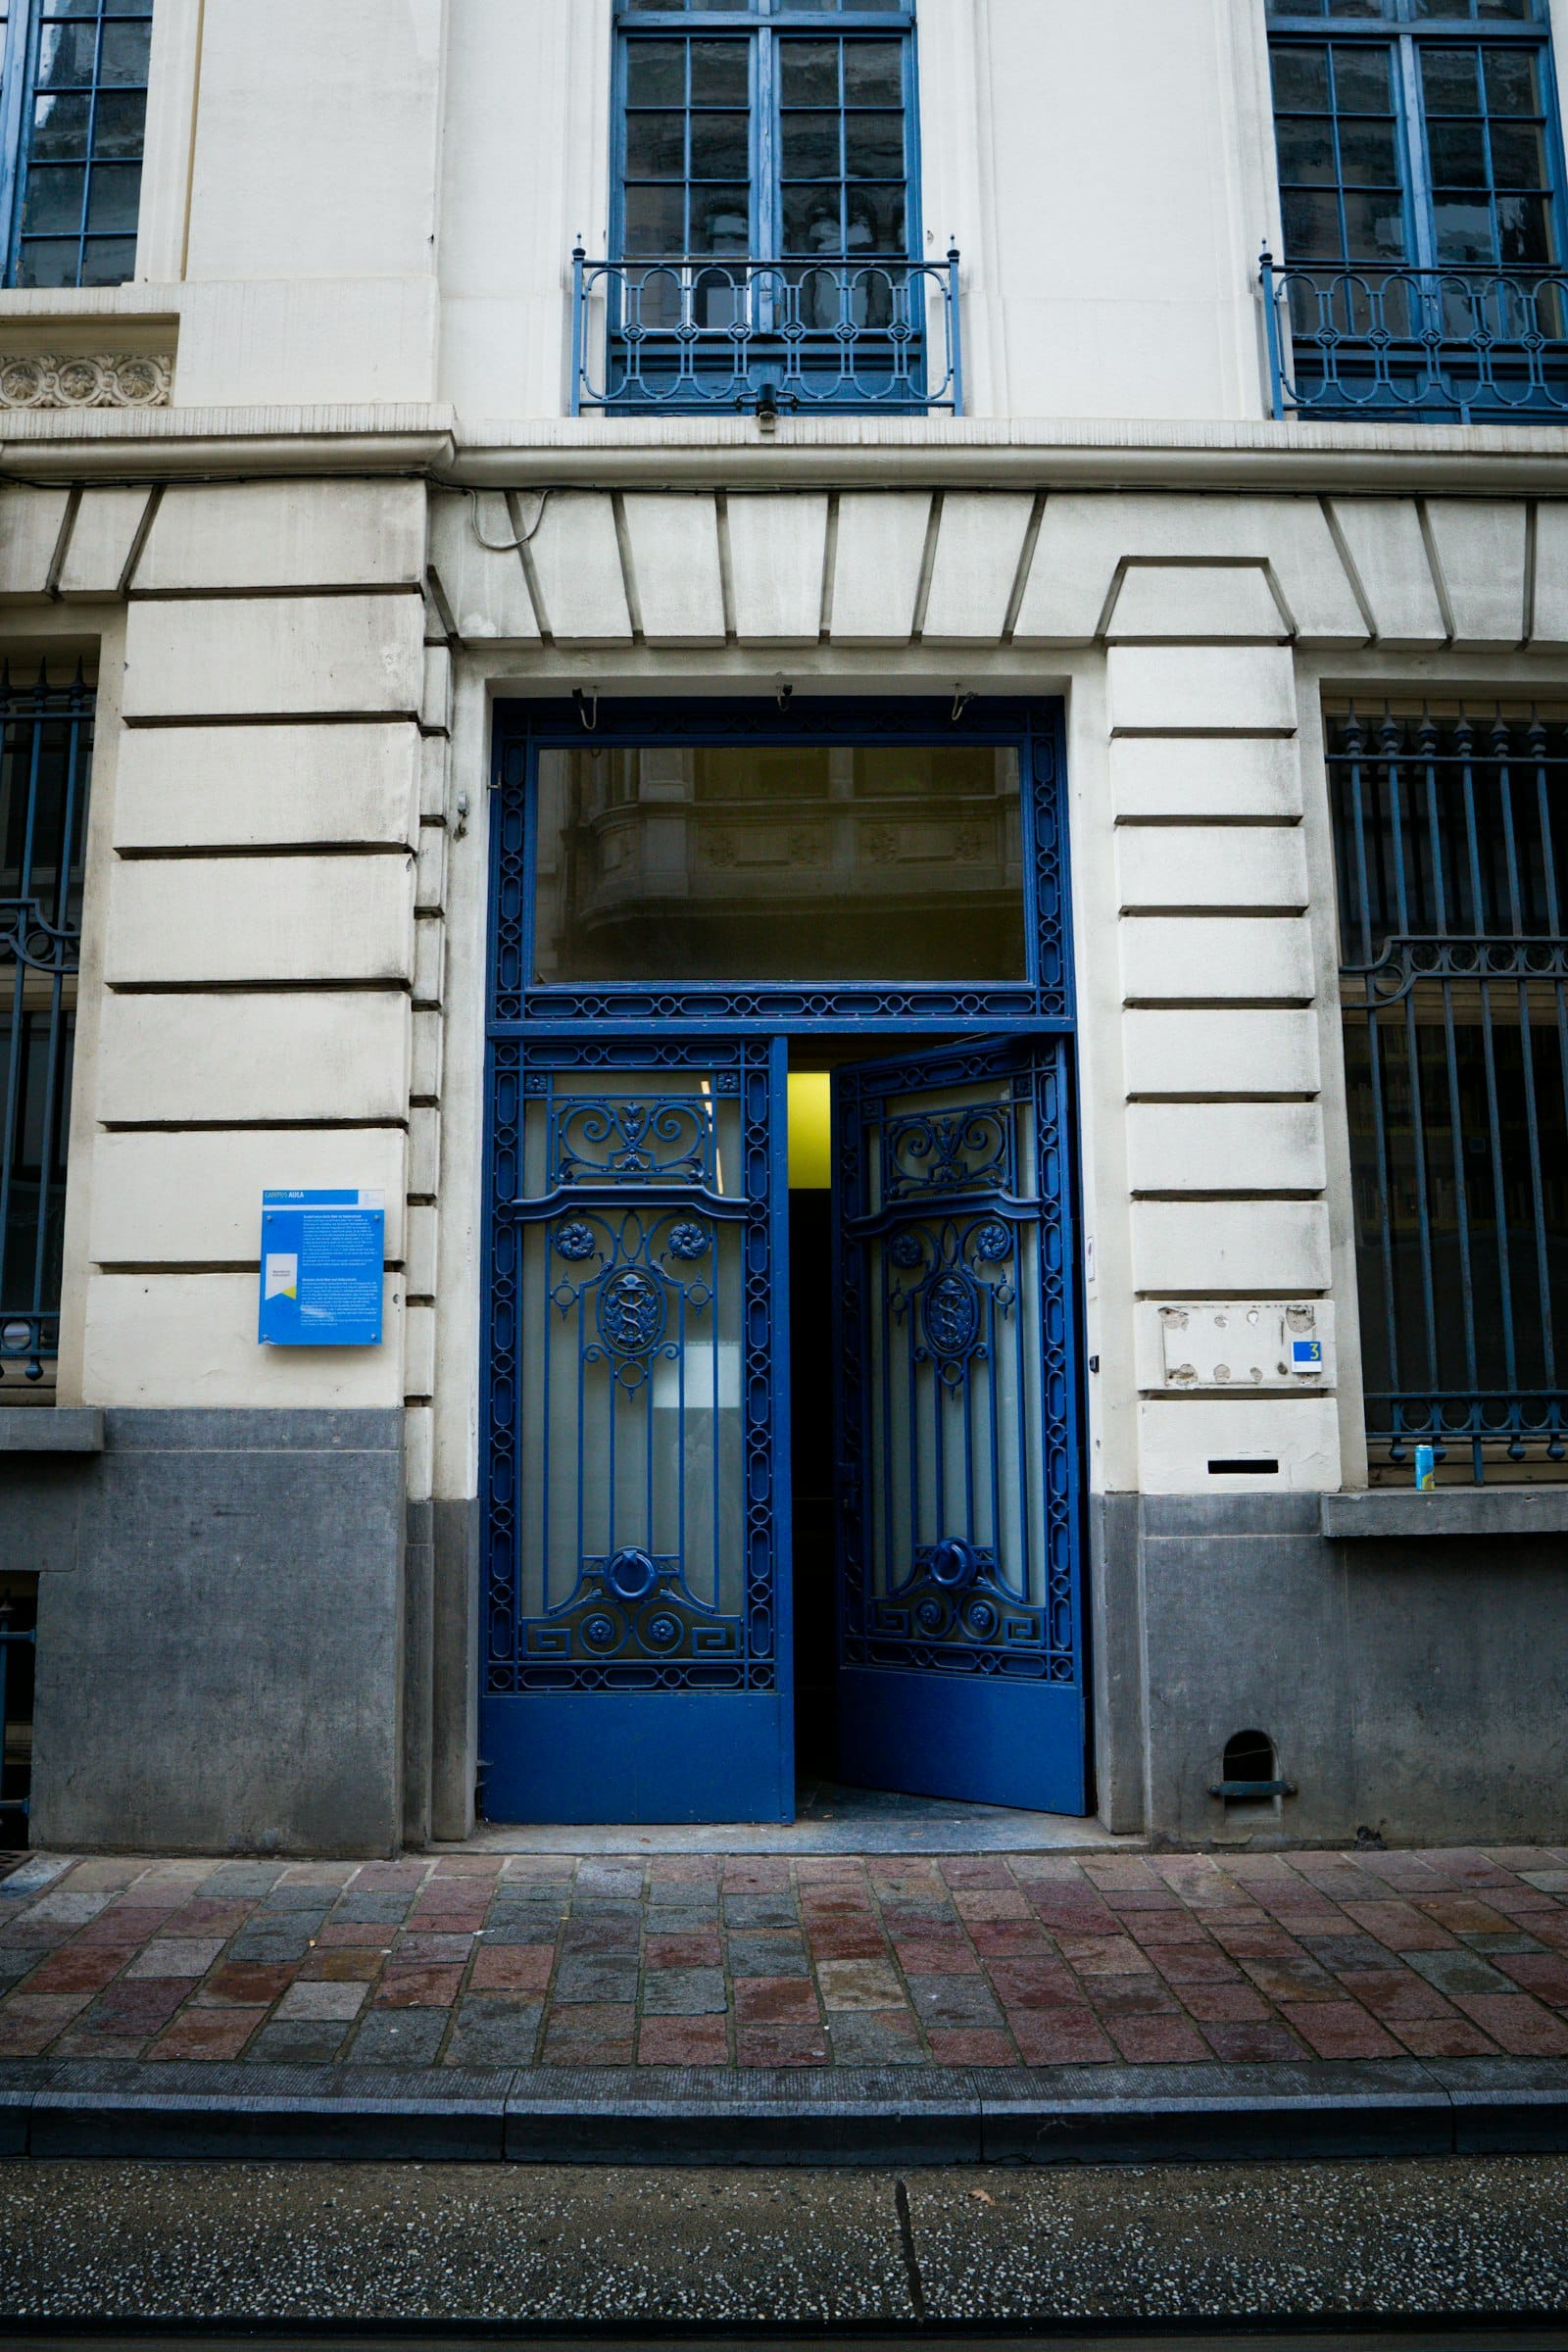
[533,743,1027,985]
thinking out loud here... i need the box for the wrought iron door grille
[1329,703,1568,1481]
[0,664,91,1387]
[485,1038,782,1694]
[836,1038,1080,1684]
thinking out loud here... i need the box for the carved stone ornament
[0,353,172,410]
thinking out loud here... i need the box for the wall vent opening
[1207,1458,1280,1476]
[1224,1728,1275,1784]
[1209,1727,1296,1809]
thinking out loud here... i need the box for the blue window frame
[0,0,152,289]
[576,0,962,414]
[1262,0,1568,417]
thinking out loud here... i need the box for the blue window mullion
[0,0,29,282]
[78,2,106,285]
[756,25,773,265]
[683,34,695,253]
[1398,34,1439,273]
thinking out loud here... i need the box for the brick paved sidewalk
[2,1843,1567,2074]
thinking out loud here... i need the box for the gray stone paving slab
[1411,1949,1517,1996]
[554,1957,639,2003]
[347,2009,448,2066]
[444,1998,542,2067]
[243,2021,353,2066]
[643,1967,727,2016]
[727,1933,809,1977]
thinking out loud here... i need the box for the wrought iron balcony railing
[571,248,962,416]
[1260,248,1568,424]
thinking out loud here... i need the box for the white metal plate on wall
[1152,1300,1335,1391]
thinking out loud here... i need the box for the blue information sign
[259,1190,386,1348]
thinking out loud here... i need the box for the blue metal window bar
[1262,0,1568,419]
[0,0,152,289]
[1330,705,1568,1484]
[0,666,91,1388]
[577,0,961,414]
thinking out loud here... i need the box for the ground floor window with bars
[1329,703,1568,1485]
[0,665,91,1392]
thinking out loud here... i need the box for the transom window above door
[1262,0,1568,418]
[574,1,962,416]
[532,741,1026,987]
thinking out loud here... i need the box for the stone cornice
[7,402,1568,491]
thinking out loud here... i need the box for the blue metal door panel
[482,1692,791,1826]
[836,1671,1084,1815]
[833,1035,1087,1815]
[481,1033,794,1824]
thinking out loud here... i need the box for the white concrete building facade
[2,0,1566,1854]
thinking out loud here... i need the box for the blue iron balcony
[1260,249,1568,424]
[570,249,962,417]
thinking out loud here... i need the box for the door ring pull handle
[929,1538,981,1592]
[606,1547,660,1602]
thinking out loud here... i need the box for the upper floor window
[573,1,963,416]
[1262,0,1568,418]
[617,0,914,273]
[0,0,153,289]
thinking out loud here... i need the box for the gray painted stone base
[431,1494,480,1842]
[1091,1490,1568,1846]
[404,1500,434,1850]
[18,1410,407,1858]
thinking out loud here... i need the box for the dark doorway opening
[790,1182,837,1782]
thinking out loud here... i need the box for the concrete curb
[1,2055,1565,2164]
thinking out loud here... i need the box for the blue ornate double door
[481,1030,1084,1825]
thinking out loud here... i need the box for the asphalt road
[0,2155,1566,2329]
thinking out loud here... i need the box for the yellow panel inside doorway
[788,1072,832,1190]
